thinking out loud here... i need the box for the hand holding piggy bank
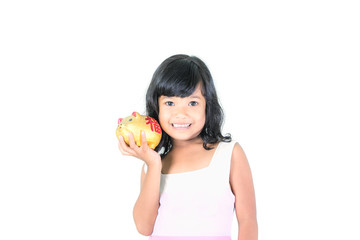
[116,112,162,149]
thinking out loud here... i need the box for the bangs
[155,60,202,97]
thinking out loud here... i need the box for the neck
[171,137,203,149]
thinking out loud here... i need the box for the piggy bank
[116,112,162,149]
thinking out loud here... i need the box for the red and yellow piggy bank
[116,112,162,149]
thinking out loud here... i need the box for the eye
[129,118,133,121]
[189,101,198,106]
[165,101,174,106]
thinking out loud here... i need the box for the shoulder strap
[209,141,236,182]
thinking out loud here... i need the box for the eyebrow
[189,95,201,99]
[159,94,203,101]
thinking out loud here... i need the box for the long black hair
[146,54,231,156]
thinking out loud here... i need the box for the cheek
[159,115,165,127]
[158,111,172,135]
[158,109,169,126]
[193,107,206,126]
[200,113,206,127]
[199,105,206,122]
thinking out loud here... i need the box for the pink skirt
[149,237,231,240]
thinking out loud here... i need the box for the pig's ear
[132,112,140,118]
[118,118,123,124]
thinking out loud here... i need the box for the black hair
[146,54,231,156]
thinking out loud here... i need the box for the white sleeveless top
[145,141,236,240]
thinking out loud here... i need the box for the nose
[174,106,187,119]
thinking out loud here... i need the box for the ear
[132,112,140,118]
[118,118,123,124]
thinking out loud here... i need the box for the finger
[118,135,136,155]
[118,136,130,155]
[128,132,138,149]
[140,130,149,149]
[118,141,131,156]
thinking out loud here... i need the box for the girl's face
[158,83,206,144]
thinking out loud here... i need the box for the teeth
[173,123,191,128]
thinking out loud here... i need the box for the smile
[172,123,191,128]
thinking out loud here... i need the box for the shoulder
[231,142,246,160]
[229,142,252,180]
[229,142,254,189]
[230,142,249,169]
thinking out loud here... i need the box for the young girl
[118,54,257,240]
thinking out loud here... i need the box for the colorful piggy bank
[116,112,162,149]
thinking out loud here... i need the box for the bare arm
[118,131,162,236]
[230,143,258,240]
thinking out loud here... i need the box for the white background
[1,0,359,239]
